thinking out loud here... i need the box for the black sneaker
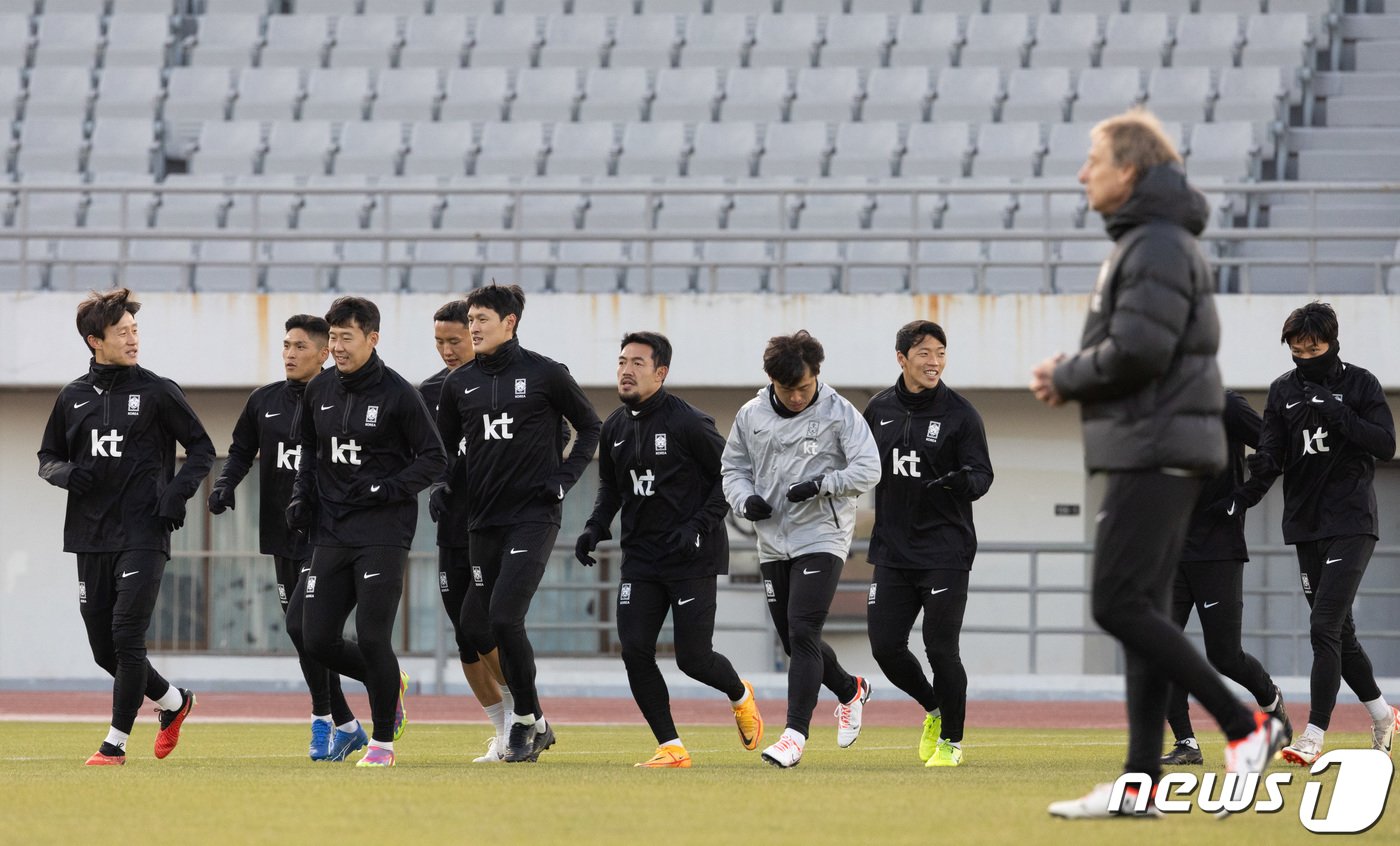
[1160,739,1203,766]
[530,720,556,761]
[503,721,535,763]
[1267,686,1293,745]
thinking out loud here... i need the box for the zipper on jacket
[827,499,840,529]
[491,375,498,411]
[102,390,111,426]
[634,416,643,467]
[341,392,353,434]
[901,410,912,447]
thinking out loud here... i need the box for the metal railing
[4,179,1397,295]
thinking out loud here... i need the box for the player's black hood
[1104,163,1209,242]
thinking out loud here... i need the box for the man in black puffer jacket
[1032,111,1284,819]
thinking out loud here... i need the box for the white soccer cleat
[1280,732,1322,767]
[1047,782,1161,820]
[761,733,804,769]
[835,676,871,748]
[473,736,504,763]
[1224,711,1286,800]
[1373,706,1399,757]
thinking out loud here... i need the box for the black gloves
[926,467,974,496]
[286,497,313,530]
[786,476,823,503]
[428,483,450,523]
[663,524,703,557]
[536,479,565,505]
[348,478,392,505]
[66,466,95,496]
[1246,451,1279,479]
[742,495,773,521]
[153,490,186,532]
[1302,382,1346,423]
[574,523,607,566]
[207,483,235,515]
[1203,496,1243,520]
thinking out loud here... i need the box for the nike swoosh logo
[510,548,528,555]
[370,484,381,493]
[464,386,481,394]
[694,535,701,548]
[879,419,893,426]
[930,587,949,596]
[1325,558,1343,565]
[73,401,91,409]
[753,429,765,435]
[300,567,310,574]
[802,568,820,575]
[1310,396,1324,404]
[321,404,335,411]
[364,572,380,579]
[120,570,139,578]
[1285,401,1302,409]
[264,412,281,418]
[1203,601,1219,609]
[1226,502,1236,516]
[677,597,696,606]
[613,440,626,447]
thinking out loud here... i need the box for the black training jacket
[863,378,993,571]
[1181,390,1261,563]
[1235,359,1395,544]
[586,388,730,581]
[437,338,602,531]
[213,377,323,560]
[38,360,215,556]
[420,366,472,549]
[291,350,446,549]
[1052,164,1226,476]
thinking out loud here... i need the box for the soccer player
[38,287,213,765]
[289,296,447,768]
[1030,111,1284,817]
[1160,390,1292,767]
[207,314,366,762]
[720,330,881,768]
[575,331,765,768]
[435,283,602,763]
[862,320,992,769]
[1224,302,1398,765]
[421,299,515,763]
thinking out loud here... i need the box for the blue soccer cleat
[309,719,333,761]
[325,724,368,762]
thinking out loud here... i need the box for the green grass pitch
[0,723,1393,845]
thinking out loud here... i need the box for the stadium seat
[503,0,571,13]
[407,238,484,293]
[87,118,160,175]
[914,239,983,293]
[719,67,793,123]
[1213,65,1288,123]
[403,121,473,177]
[555,240,629,292]
[819,13,892,68]
[438,180,514,230]
[22,67,96,121]
[776,241,843,293]
[1028,14,1100,69]
[14,118,89,175]
[749,13,822,68]
[1041,122,1094,177]
[687,121,760,177]
[103,14,174,68]
[481,239,554,292]
[939,192,1014,230]
[1240,13,1313,67]
[12,173,87,229]
[1172,13,1243,67]
[629,239,699,294]
[1185,120,1259,180]
[578,68,653,122]
[610,13,681,68]
[861,66,932,122]
[400,14,469,68]
[845,239,910,292]
[188,120,266,176]
[190,236,264,291]
[849,0,914,11]
[1130,0,1193,11]
[296,0,363,13]
[724,189,793,231]
[1058,0,1124,11]
[539,14,613,68]
[372,67,443,121]
[1100,13,1171,68]
[93,66,165,121]
[335,121,408,176]
[971,122,1044,178]
[471,121,549,176]
[984,240,1050,292]
[961,14,1031,68]
[296,176,375,231]
[32,14,103,67]
[616,121,688,177]
[699,240,771,293]
[259,15,333,68]
[789,67,863,123]
[468,14,544,68]
[1145,67,1215,122]
[1002,67,1072,123]
[302,67,373,121]
[0,15,31,72]
[126,237,196,292]
[1069,67,1143,123]
[0,68,22,125]
[231,67,304,121]
[329,14,404,67]
[184,15,263,67]
[580,190,657,231]
[440,67,512,121]
[676,14,752,68]
[829,121,902,178]
[262,240,340,292]
[654,186,726,230]
[164,67,237,149]
[931,67,1002,123]
[360,0,431,12]
[373,175,446,232]
[224,175,301,230]
[1012,191,1087,230]
[574,0,643,11]
[651,67,721,122]
[149,174,230,230]
[545,122,619,177]
[510,67,583,122]
[640,0,705,12]
[888,14,959,68]
[988,0,1052,11]
[1055,239,1111,292]
[757,121,832,178]
[791,188,874,230]
[901,121,972,178]
[263,121,337,176]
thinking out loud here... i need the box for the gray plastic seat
[439,180,514,230]
[1185,120,1259,180]
[539,13,613,68]
[988,0,1053,10]
[575,0,644,11]
[510,67,582,122]
[232,67,304,121]
[848,0,912,10]
[94,66,165,121]
[441,67,512,121]
[1240,13,1312,67]
[581,191,656,231]
[469,14,543,68]
[400,14,469,68]
[971,122,1044,179]
[698,240,771,293]
[23,67,95,121]
[88,119,159,175]
[1100,13,1170,68]
[1145,67,1215,122]
[651,67,720,122]
[302,67,373,121]
[616,121,687,177]
[501,0,570,12]
[1012,191,1087,230]
[472,121,549,177]
[790,67,862,123]
[150,174,230,230]
[555,240,628,292]
[103,14,173,68]
[1214,66,1288,123]
[126,238,195,292]
[295,0,362,13]
[578,68,652,123]
[724,190,790,231]
[846,239,909,292]
[677,14,752,68]
[720,67,792,123]
[1059,0,1125,10]
[862,66,931,122]
[889,14,959,67]
[793,190,874,230]
[224,175,301,230]
[480,239,554,293]
[0,15,31,71]
[829,121,901,178]
[1002,67,1071,123]
[12,173,87,229]
[296,177,375,231]
[32,14,102,67]
[330,14,403,67]
[407,238,484,293]
[336,121,408,176]
[184,14,263,67]
[819,13,891,68]
[655,188,725,230]
[1055,239,1112,292]
[901,122,971,178]
[260,14,333,68]
[985,240,1051,292]
[372,68,443,121]
[629,240,699,294]
[0,68,22,124]
[15,118,89,175]
[263,240,340,292]
[372,174,446,232]
[937,193,1013,230]
[961,13,1031,68]
[1172,13,1242,67]
[610,13,681,68]
[776,241,843,293]
[932,67,1002,123]
[1070,67,1142,122]
[1028,13,1100,69]
[404,121,473,177]
[263,121,336,176]
[914,239,983,293]
[545,122,618,177]
[188,122,264,176]
[687,122,760,178]
[758,121,831,178]
[1042,122,1094,177]
[749,13,822,68]
[165,67,237,126]
[190,238,262,291]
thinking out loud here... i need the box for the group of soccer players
[37,283,1396,782]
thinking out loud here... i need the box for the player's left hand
[349,478,392,504]
[1302,381,1346,422]
[154,491,186,532]
[786,476,823,502]
[207,483,235,515]
[535,479,566,505]
[663,525,703,556]
[926,466,973,496]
